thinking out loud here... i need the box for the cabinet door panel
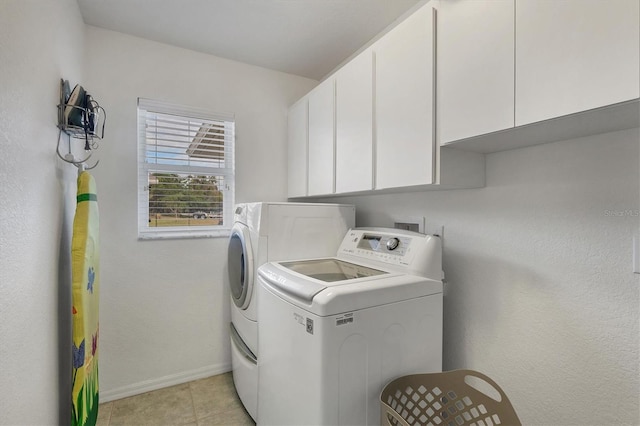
[336,50,373,193]
[308,80,335,195]
[515,0,640,126]
[438,0,514,143]
[375,5,435,189]
[287,100,308,198]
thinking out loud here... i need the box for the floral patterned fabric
[71,172,100,426]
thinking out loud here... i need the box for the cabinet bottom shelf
[290,148,486,199]
[441,99,639,154]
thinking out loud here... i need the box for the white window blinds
[137,98,235,239]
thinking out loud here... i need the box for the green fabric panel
[77,193,97,203]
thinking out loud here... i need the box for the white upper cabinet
[307,79,336,196]
[515,0,640,126]
[287,99,308,198]
[287,0,639,195]
[335,49,374,193]
[374,4,435,189]
[438,0,515,143]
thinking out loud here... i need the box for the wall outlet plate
[393,216,425,233]
[633,231,640,274]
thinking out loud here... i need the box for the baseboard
[100,362,232,403]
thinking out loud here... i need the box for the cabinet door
[287,99,308,198]
[515,0,640,126]
[335,49,373,193]
[307,79,335,195]
[438,0,514,143]
[375,5,435,189]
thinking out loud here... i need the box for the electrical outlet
[392,216,425,233]
[395,222,420,232]
[634,233,640,274]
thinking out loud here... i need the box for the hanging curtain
[71,171,100,426]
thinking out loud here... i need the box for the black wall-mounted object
[56,79,106,169]
[57,79,106,148]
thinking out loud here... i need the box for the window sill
[138,229,231,240]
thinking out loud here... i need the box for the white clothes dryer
[227,202,355,420]
[257,228,444,426]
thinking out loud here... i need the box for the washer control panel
[337,228,442,279]
[339,229,416,266]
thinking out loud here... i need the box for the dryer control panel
[337,228,443,279]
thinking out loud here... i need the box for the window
[137,98,235,239]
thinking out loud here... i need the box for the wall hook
[56,128,98,172]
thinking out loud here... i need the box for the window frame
[137,98,235,240]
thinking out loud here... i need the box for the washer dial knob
[386,237,400,251]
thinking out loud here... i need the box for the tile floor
[96,372,255,426]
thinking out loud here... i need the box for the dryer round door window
[228,225,254,309]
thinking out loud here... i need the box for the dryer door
[228,223,254,309]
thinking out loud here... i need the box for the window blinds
[137,98,235,239]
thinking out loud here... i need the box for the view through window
[137,99,235,238]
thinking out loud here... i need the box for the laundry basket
[380,369,521,426]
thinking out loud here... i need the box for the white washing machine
[257,228,444,426]
[227,202,355,420]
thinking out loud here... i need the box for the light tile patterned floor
[96,372,255,426]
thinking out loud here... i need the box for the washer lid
[272,259,387,301]
[258,260,442,316]
[280,258,386,283]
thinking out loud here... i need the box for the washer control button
[386,237,400,251]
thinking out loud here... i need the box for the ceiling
[77,0,422,81]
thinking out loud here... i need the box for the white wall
[82,26,317,400]
[319,128,640,425]
[1,3,636,425]
[0,0,86,424]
